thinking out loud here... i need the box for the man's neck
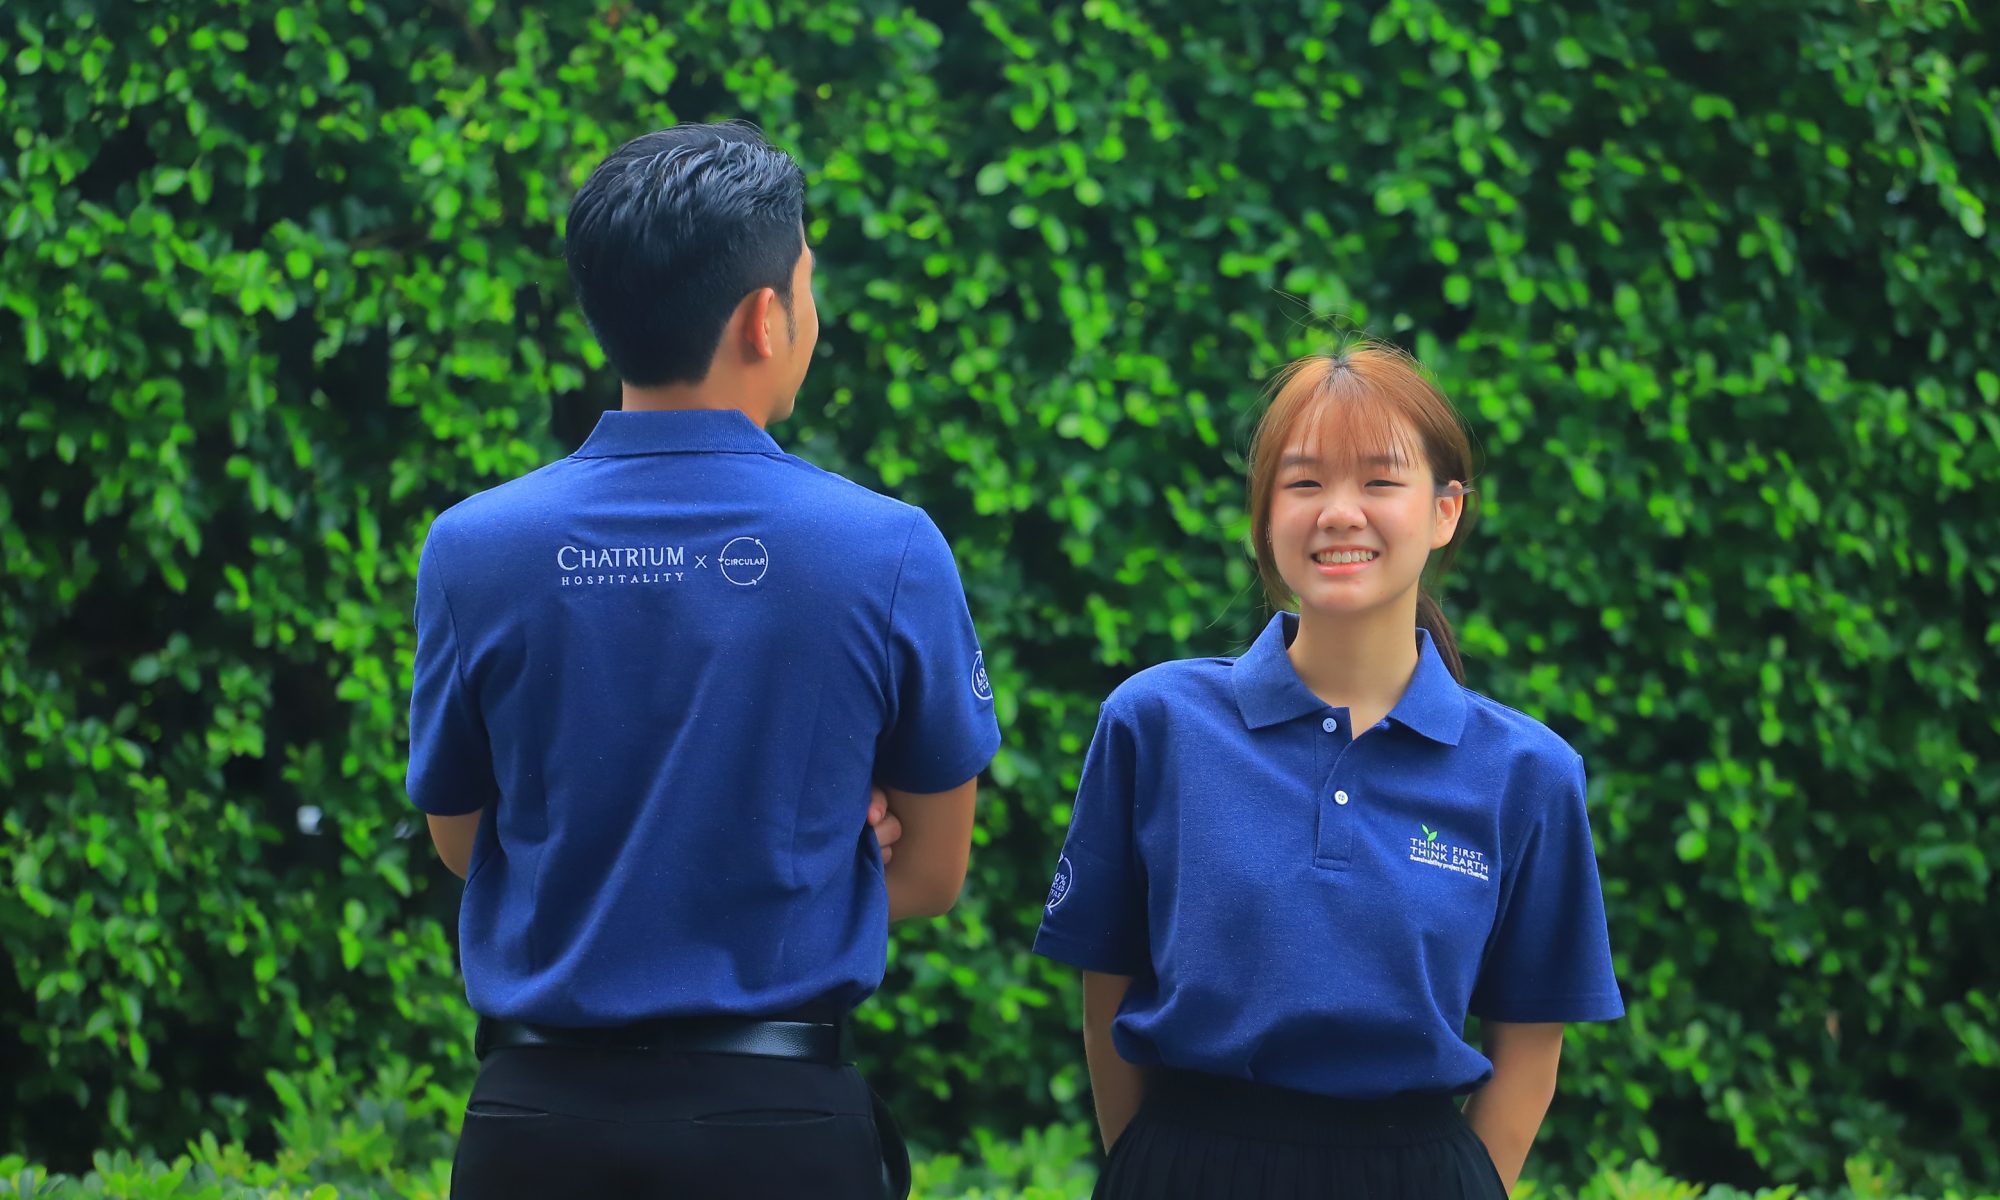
[620,381,770,427]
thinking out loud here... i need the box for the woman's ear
[1432,482,1467,549]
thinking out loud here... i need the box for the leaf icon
[1426,827,1439,843]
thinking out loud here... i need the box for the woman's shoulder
[1454,685,1583,770]
[1100,655,1238,723]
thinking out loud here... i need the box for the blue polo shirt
[1034,613,1622,1098]
[407,409,1001,1026]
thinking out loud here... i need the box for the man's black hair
[564,122,806,386]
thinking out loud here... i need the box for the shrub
[2,0,1994,1189]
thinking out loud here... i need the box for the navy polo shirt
[1034,613,1622,1098]
[407,409,1001,1026]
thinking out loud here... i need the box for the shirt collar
[1232,612,1468,745]
[572,409,782,459]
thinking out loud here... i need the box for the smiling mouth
[1312,550,1379,565]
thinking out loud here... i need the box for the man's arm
[1462,1021,1565,1190]
[426,810,485,880]
[1083,970,1146,1152]
[879,777,977,920]
[867,788,902,865]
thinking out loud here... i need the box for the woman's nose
[1316,490,1366,529]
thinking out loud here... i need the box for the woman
[1034,342,1623,1198]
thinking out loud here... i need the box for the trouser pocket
[868,1085,912,1200]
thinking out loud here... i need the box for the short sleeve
[1469,753,1623,1023]
[1032,698,1148,976]
[873,511,1001,794]
[406,531,500,816]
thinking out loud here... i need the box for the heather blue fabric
[409,409,1000,1025]
[1035,613,1621,1097]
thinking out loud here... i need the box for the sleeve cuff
[1032,925,1148,977]
[406,776,493,816]
[1469,992,1627,1023]
[881,724,1001,795]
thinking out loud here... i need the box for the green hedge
[3,0,1996,1191]
[10,1152,1995,1200]
[0,1064,1987,1200]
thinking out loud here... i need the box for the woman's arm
[1461,1021,1565,1191]
[1082,970,1147,1152]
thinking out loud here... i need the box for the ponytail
[1416,587,1466,684]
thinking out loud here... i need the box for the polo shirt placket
[1036,612,1623,1099]
[1313,711,1359,870]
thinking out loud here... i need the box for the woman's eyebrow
[1279,452,1407,469]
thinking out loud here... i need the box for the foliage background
[2,0,1996,1191]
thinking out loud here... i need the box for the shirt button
[1321,717,1339,733]
[1334,790,1350,805]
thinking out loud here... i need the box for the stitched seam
[428,527,543,974]
[879,513,924,706]
[423,533,478,701]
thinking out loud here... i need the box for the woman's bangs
[1283,383,1428,479]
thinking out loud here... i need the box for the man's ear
[741,287,778,361]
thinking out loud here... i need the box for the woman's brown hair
[1246,340,1479,682]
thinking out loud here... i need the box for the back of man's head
[565,122,806,387]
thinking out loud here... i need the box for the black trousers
[1095,1070,1508,1200]
[450,1042,906,1199]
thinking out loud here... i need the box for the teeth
[1314,550,1378,565]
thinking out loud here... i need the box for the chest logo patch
[1408,825,1491,882]
[1046,855,1074,911]
[718,537,769,586]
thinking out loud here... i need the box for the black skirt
[1095,1070,1508,1200]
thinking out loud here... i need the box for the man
[406,122,999,1199]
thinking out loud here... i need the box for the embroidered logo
[1408,825,1491,882]
[718,536,769,586]
[556,543,687,586]
[1046,855,1073,911]
[972,651,993,701]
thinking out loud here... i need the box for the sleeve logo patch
[1046,855,1073,911]
[971,651,993,701]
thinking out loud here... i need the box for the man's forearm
[879,779,978,920]
[426,810,485,879]
[885,867,960,920]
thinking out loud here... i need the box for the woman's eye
[1367,479,1403,488]
[1284,479,1320,490]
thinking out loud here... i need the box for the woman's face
[1266,411,1463,620]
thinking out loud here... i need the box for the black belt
[475,1015,854,1064]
